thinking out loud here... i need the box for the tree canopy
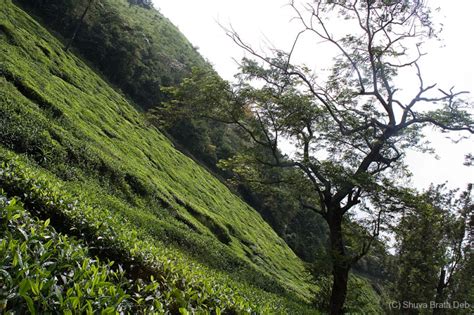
[393,184,473,308]
[163,0,474,313]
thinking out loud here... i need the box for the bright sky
[154,0,474,191]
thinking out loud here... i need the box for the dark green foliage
[353,241,394,283]
[0,196,132,314]
[127,0,153,9]
[449,251,474,311]
[15,0,207,108]
[391,185,474,314]
[0,2,320,312]
[285,208,327,262]
[396,200,446,304]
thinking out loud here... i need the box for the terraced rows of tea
[0,1,316,313]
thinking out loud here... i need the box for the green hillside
[1,0,468,313]
[13,0,209,108]
[13,0,332,266]
[0,0,317,312]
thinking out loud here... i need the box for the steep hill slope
[14,0,332,265]
[0,0,316,312]
[14,0,208,108]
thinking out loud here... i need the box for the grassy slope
[0,0,313,306]
[15,0,210,108]
[0,162,316,313]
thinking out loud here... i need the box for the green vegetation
[1,195,153,314]
[14,0,208,108]
[392,185,473,314]
[0,1,320,312]
[13,0,330,265]
[0,152,314,314]
[0,0,388,313]
[157,1,474,313]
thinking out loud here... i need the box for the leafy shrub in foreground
[1,196,134,313]
[1,151,311,314]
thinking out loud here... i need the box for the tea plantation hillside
[0,1,384,313]
[0,0,320,312]
[14,0,333,267]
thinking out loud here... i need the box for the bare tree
[162,0,474,313]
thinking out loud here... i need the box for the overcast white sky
[154,0,473,192]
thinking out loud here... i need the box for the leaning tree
[162,0,474,313]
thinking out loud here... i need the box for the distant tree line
[16,0,203,107]
[127,0,153,9]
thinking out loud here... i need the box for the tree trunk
[65,0,94,52]
[328,209,350,315]
[433,268,446,315]
[330,264,350,315]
